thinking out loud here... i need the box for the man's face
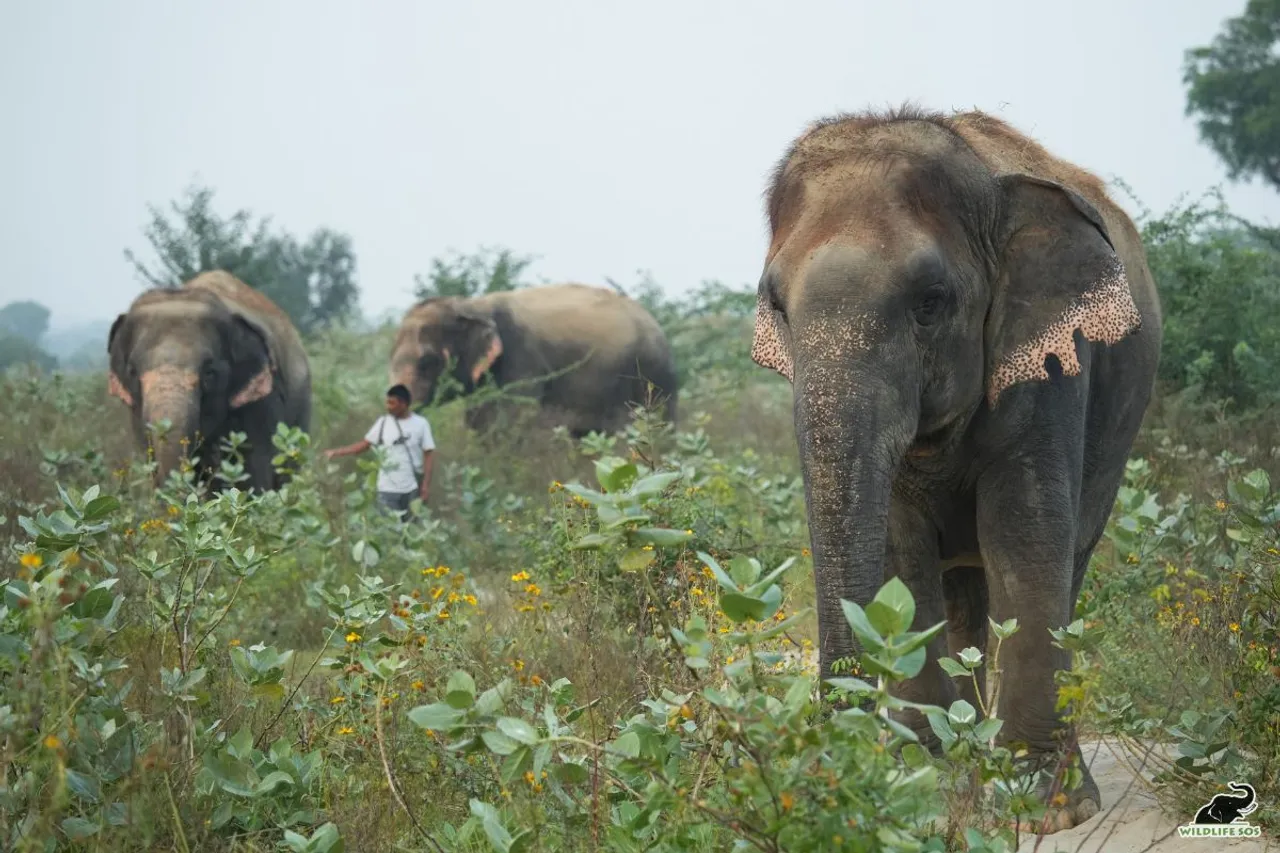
[385,395,409,417]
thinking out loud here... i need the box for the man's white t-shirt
[364,412,435,494]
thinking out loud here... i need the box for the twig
[376,682,446,853]
[164,771,191,853]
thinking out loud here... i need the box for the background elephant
[751,106,1162,831]
[107,270,312,491]
[389,283,678,436]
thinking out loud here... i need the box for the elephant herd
[104,106,1163,833]
[106,274,680,491]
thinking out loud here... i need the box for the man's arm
[324,438,371,460]
[419,449,434,500]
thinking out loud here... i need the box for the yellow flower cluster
[139,518,168,534]
[511,570,551,614]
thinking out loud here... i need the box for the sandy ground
[1015,739,1273,853]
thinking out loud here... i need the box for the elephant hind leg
[942,565,989,710]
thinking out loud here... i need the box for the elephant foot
[1009,750,1101,835]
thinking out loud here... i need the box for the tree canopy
[412,246,534,301]
[1183,0,1280,192]
[0,301,51,345]
[124,184,360,335]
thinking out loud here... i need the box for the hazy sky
[2,1,1276,329]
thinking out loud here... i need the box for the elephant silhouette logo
[1178,781,1263,840]
[1194,782,1257,824]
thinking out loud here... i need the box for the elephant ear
[751,285,793,382]
[454,304,503,384]
[228,315,277,409]
[106,313,134,406]
[985,174,1142,408]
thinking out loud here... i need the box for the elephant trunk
[793,357,916,678]
[140,367,200,484]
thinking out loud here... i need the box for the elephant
[1194,782,1257,824]
[750,106,1162,831]
[106,270,312,491]
[388,283,678,436]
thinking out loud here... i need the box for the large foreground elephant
[751,107,1162,830]
[389,283,678,435]
[107,270,312,491]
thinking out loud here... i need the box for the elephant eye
[913,288,947,326]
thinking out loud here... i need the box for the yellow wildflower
[463,594,478,606]
[780,791,794,811]
[525,583,542,597]
[517,604,535,613]
[685,529,693,535]
[412,680,425,691]
[345,632,361,643]
[63,550,81,568]
[438,610,451,620]
[431,587,444,600]
[229,638,241,647]
[511,659,525,672]
[19,553,42,570]
[337,727,354,736]
[167,505,180,517]
[530,674,543,686]
[421,568,432,576]
[691,587,704,597]
[43,735,60,750]
[331,696,346,705]
[1230,623,1241,632]
[1216,499,1227,511]
[435,566,451,577]
[511,570,531,582]
[801,547,811,557]
[548,481,563,493]
[451,573,466,587]
[1191,616,1201,627]
[447,591,460,604]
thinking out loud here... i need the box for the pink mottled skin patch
[107,372,133,406]
[987,266,1141,407]
[471,335,503,383]
[231,363,275,408]
[140,366,199,399]
[751,292,793,381]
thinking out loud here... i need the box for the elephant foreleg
[976,454,1100,832]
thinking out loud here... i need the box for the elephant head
[388,297,504,407]
[752,113,1142,675]
[107,290,276,483]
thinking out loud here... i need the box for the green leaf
[611,731,641,758]
[897,645,928,679]
[926,711,957,747]
[872,576,916,634]
[865,600,908,638]
[254,770,295,796]
[719,592,766,623]
[728,555,761,588]
[618,548,655,573]
[630,527,693,547]
[840,599,885,651]
[884,716,919,743]
[629,471,682,497]
[696,551,739,593]
[60,817,100,840]
[446,671,477,709]
[974,718,1003,741]
[496,717,540,746]
[596,459,639,493]
[938,657,969,678]
[83,495,121,522]
[481,729,520,756]
[826,676,875,695]
[309,823,344,853]
[500,746,533,784]
[958,647,984,668]
[64,769,102,803]
[554,761,590,784]
[569,532,617,551]
[407,703,463,732]
[947,700,977,726]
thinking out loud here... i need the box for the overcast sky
[1,0,1276,330]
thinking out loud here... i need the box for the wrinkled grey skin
[752,107,1162,832]
[107,271,312,492]
[389,283,678,436]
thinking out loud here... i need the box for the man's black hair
[386,384,411,404]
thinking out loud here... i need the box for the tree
[0,300,51,345]
[412,246,534,300]
[124,184,360,334]
[1183,0,1280,192]
[0,335,57,373]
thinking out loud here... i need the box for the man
[324,384,434,516]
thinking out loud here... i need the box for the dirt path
[1015,739,1273,853]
